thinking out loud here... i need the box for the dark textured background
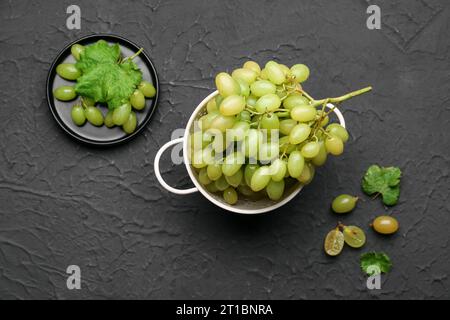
[0,0,449,300]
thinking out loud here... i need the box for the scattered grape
[372,216,399,235]
[331,194,358,214]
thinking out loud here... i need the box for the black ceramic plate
[46,34,159,146]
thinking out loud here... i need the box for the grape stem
[121,48,144,63]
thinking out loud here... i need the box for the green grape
[279,119,297,135]
[112,103,132,126]
[301,141,320,158]
[326,124,349,143]
[250,80,276,97]
[85,106,104,126]
[259,68,269,80]
[225,168,243,187]
[331,194,358,213]
[214,175,230,191]
[219,95,246,116]
[259,143,279,162]
[255,93,281,113]
[279,136,296,154]
[266,179,285,201]
[71,44,84,61]
[222,152,244,176]
[343,226,366,248]
[71,104,86,126]
[198,168,212,185]
[291,105,317,122]
[260,113,280,132]
[244,129,262,158]
[237,110,251,122]
[53,86,77,101]
[191,149,206,169]
[211,134,227,153]
[122,111,137,134]
[215,95,224,107]
[372,216,399,235]
[215,72,240,97]
[243,61,261,75]
[269,158,287,182]
[228,121,250,141]
[207,163,222,181]
[244,164,259,186]
[289,123,311,144]
[316,111,329,127]
[138,81,156,98]
[282,93,310,110]
[232,68,258,84]
[56,63,81,80]
[130,89,146,110]
[223,187,238,205]
[206,182,220,193]
[278,64,292,78]
[265,61,286,85]
[311,141,327,166]
[324,228,344,256]
[210,115,235,132]
[237,184,257,197]
[82,97,96,106]
[325,136,344,155]
[199,111,219,131]
[189,131,204,150]
[290,64,310,83]
[246,95,257,108]
[104,110,114,128]
[236,78,250,97]
[206,99,218,113]
[250,166,272,192]
[297,163,315,184]
[287,151,305,178]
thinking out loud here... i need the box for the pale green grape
[301,141,320,158]
[236,78,250,97]
[237,110,251,122]
[266,179,285,201]
[246,95,257,108]
[255,94,281,113]
[130,89,146,110]
[270,159,287,182]
[210,115,235,132]
[53,86,77,101]
[56,63,81,81]
[206,99,218,113]
[331,194,358,213]
[215,95,224,107]
[325,136,344,155]
[223,187,238,205]
[289,123,311,145]
[291,105,317,122]
[222,152,244,176]
[85,106,104,127]
[228,121,250,141]
[206,182,220,193]
[278,64,292,78]
[250,80,276,97]
[297,163,315,185]
[259,68,269,80]
[316,111,329,127]
[244,164,259,186]
[112,103,131,126]
[232,68,258,84]
[71,105,86,126]
[219,95,246,116]
[282,94,309,110]
[250,166,272,192]
[244,129,262,158]
[71,44,84,61]
[199,168,212,185]
[324,228,344,256]
[343,226,366,248]
[215,72,240,97]
[326,124,349,143]
[207,163,222,181]
[214,175,230,191]
[279,136,296,154]
[260,113,280,132]
[265,61,286,85]
[290,64,310,83]
[311,141,327,166]
[199,111,219,131]
[279,119,297,135]
[287,151,305,178]
[138,81,156,98]
[122,111,137,134]
[225,168,243,187]
[259,143,279,162]
[243,61,261,75]
[104,110,114,128]
[238,184,258,197]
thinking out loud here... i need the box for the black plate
[46,34,159,146]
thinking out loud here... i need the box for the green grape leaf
[360,252,392,275]
[75,40,120,73]
[75,55,142,110]
[362,165,402,206]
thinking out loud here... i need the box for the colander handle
[154,138,198,195]
[326,103,346,128]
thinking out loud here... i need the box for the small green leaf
[360,252,392,275]
[75,40,120,73]
[362,165,402,206]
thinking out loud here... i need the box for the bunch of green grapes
[189,60,371,205]
[53,44,156,134]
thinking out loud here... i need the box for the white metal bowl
[154,90,346,214]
